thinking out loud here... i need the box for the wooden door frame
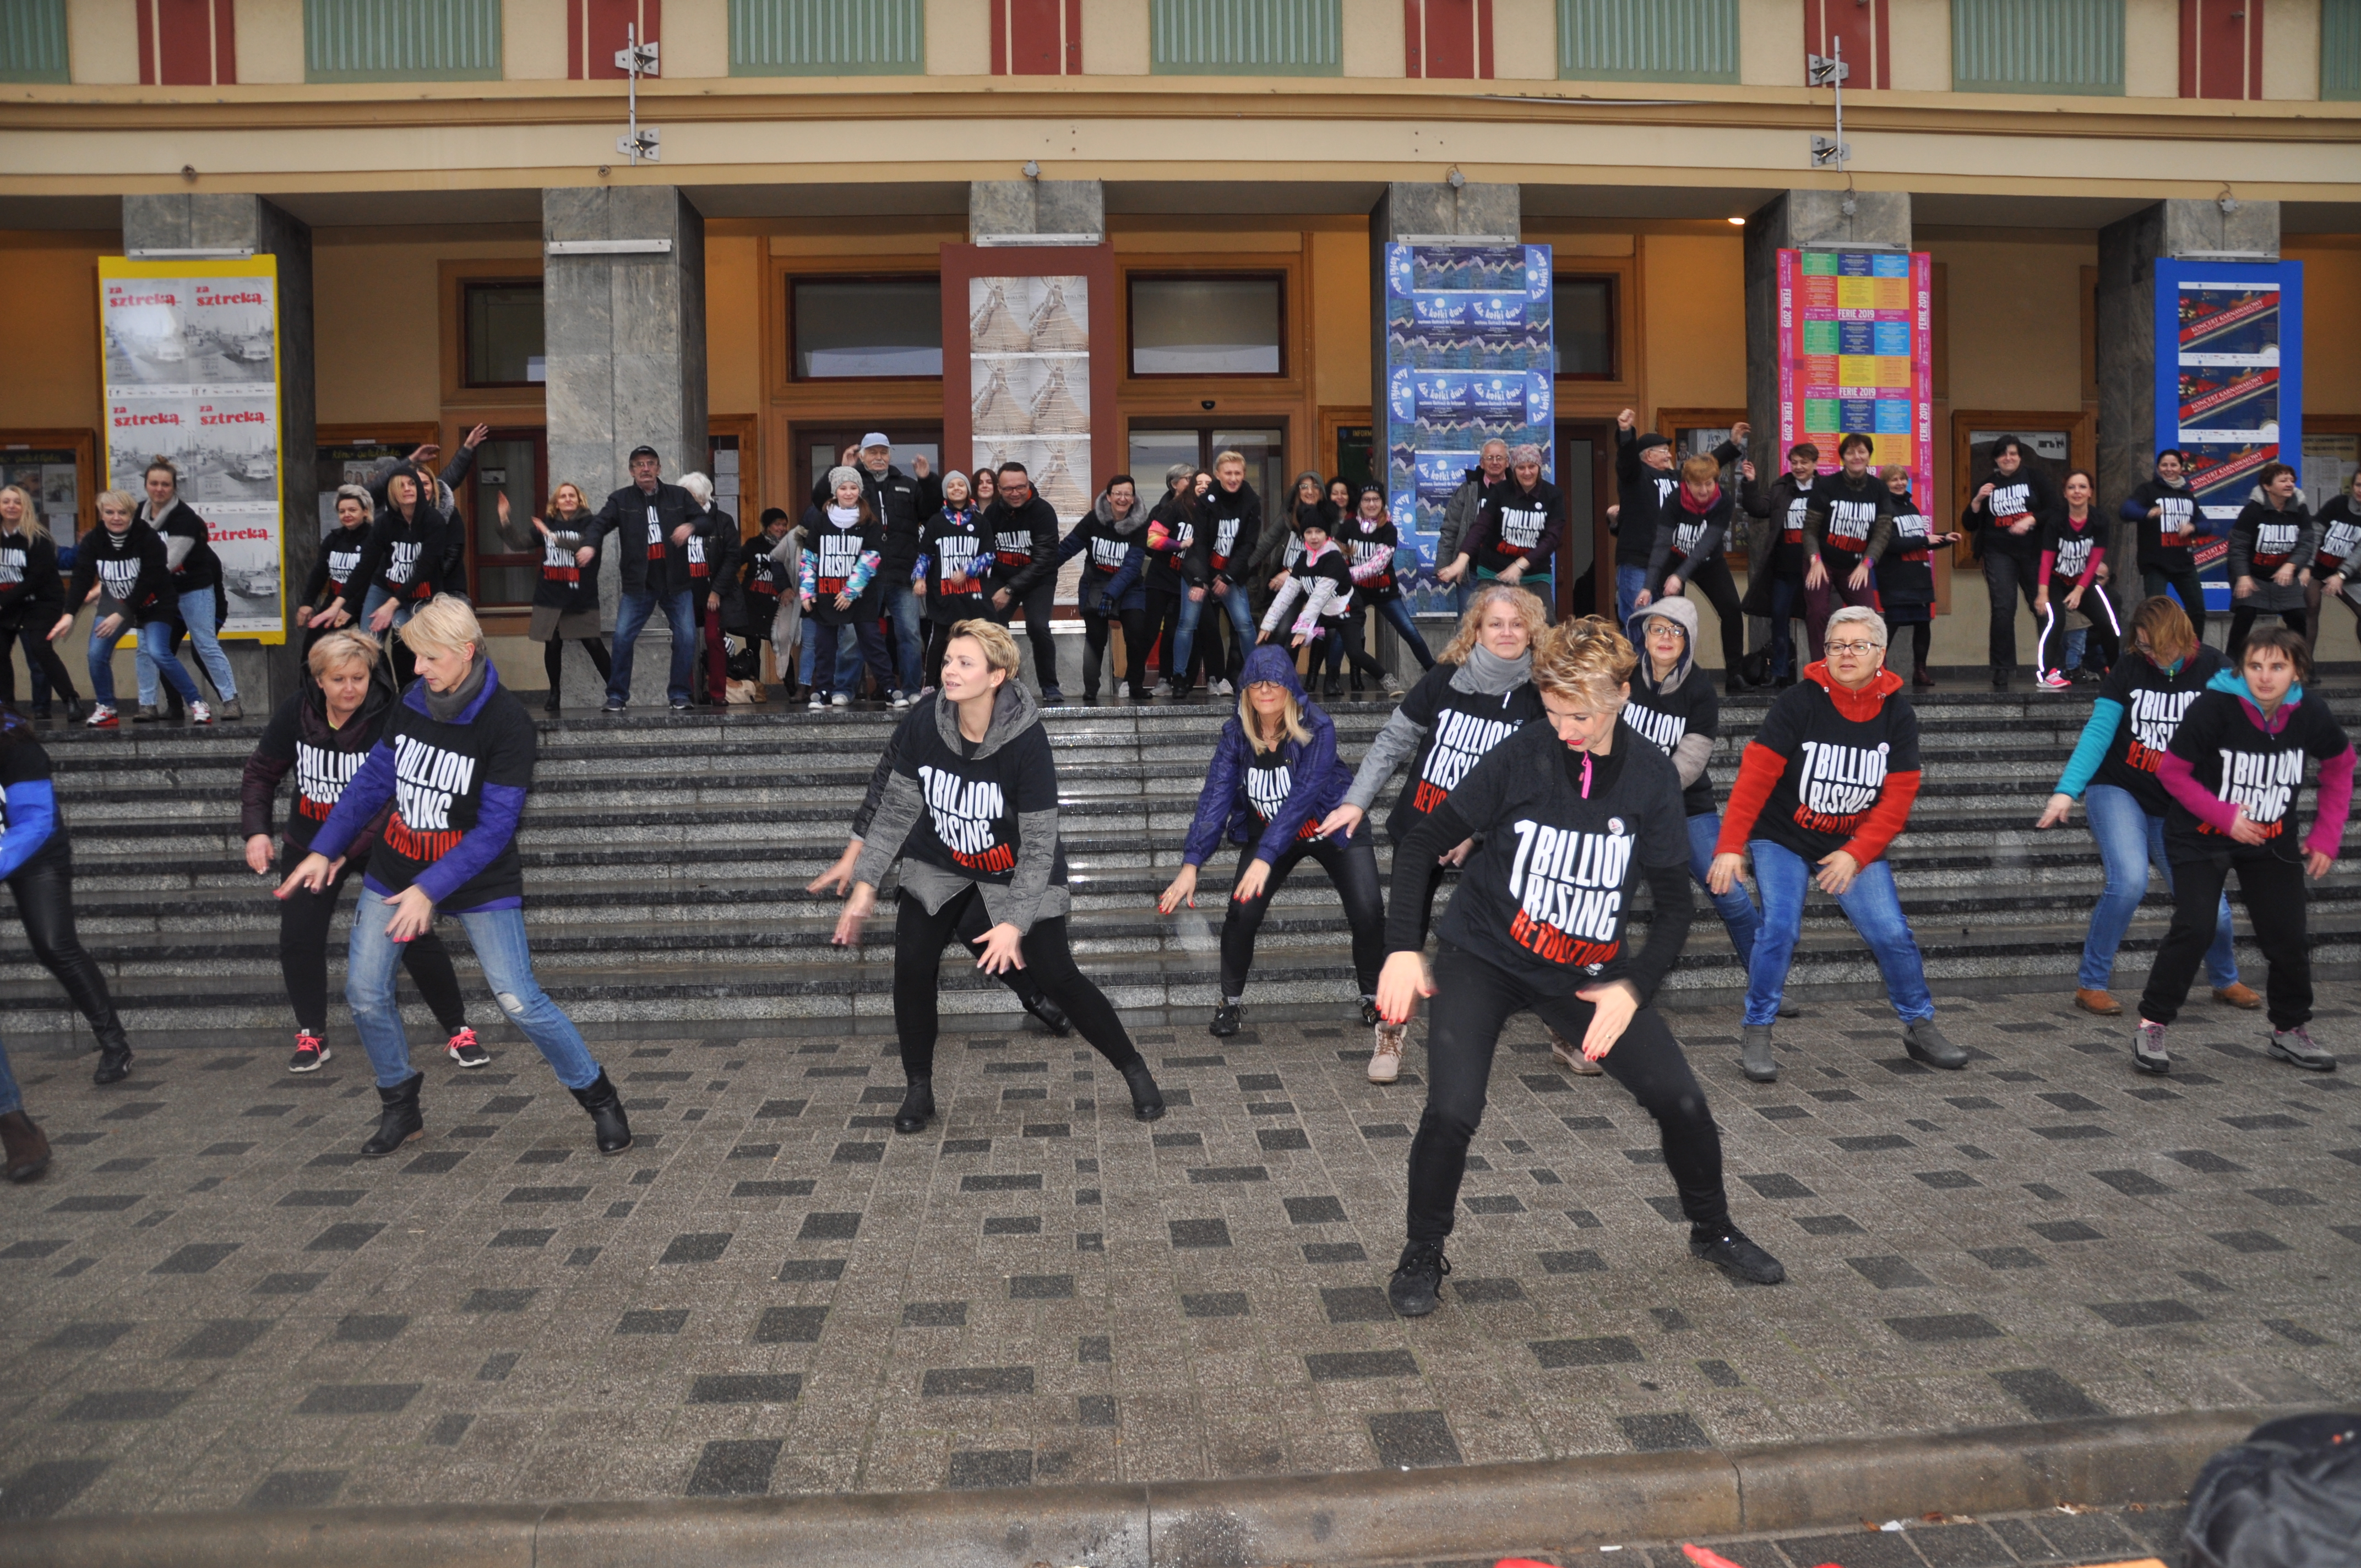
[1558,417,1617,620]
[708,413,761,540]
[787,422,945,520]
[0,427,99,542]
[1950,409,2094,568]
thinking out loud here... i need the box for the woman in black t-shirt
[1875,466,1958,689]
[916,469,993,689]
[501,482,611,714]
[1374,618,1786,1316]
[835,620,1168,1133]
[0,483,85,719]
[2302,469,2361,643]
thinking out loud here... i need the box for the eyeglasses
[1824,641,1880,656]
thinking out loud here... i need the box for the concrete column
[2096,199,2281,634]
[122,192,315,712]
[542,186,707,705]
[1369,182,1521,659]
[968,179,1106,242]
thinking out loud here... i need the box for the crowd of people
[0,429,2349,1329]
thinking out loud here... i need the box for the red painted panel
[1403,0,1422,75]
[151,0,223,86]
[1806,0,1886,90]
[213,0,236,83]
[1008,0,1064,73]
[2181,0,2262,100]
[575,0,659,82]
[1064,0,1082,72]
[990,0,1007,73]
[1424,0,1477,79]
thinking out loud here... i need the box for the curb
[0,1407,2265,1567]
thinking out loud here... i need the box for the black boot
[91,1032,133,1086]
[1022,993,1072,1037]
[1122,1061,1165,1122]
[2,1109,51,1183]
[892,1077,935,1135]
[360,1071,425,1156]
[567,1069,633,1154]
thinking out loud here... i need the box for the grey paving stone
[1532,1336,1643,1368]
[55,1390,189,1422]
[294,1384,420,1415]
[242,1471,346,1510]
[41,1321,134,1351]
[0,1460,109,1520]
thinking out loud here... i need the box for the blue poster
[1384,243,1554,610]
[2153,259,2303,613]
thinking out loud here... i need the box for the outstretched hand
[1375,950,1432,1025]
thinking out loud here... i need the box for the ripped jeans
[345,894,600,1090]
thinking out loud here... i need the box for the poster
[1776,249,1934,510]
[967,275,1093,527]
[0,445,81,542]
[97,256,285,639]
[1383,243,1554,612]
[2155,260,2304,612]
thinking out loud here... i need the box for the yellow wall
[2291,242,2361,416]
[706,235,763,416]
[1640,233,1747,412]
[1928,237,2091,413]
[313,237,538,425]
[1309,227,1370,407]
[0,237,106,433]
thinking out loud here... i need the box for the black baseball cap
[628,444,660,464]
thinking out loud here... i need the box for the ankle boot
[1122,1061,1165,1123]
[91,1032,133,1086]
[567,1069,633,1155]
[2,1109,52,1182]
[893,1077,935,1135]
[360,1071,425,1156]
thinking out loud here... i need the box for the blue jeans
[346,899,600,1091]
[0,1028,19,1116]
[880,579,924,695]
[1688,812,1759,966]
[1745,838,1934,1027]
[88,619,199,709]
[358,585,418,640]
[806,618,890,699]
[2079,783,2237,991]
[608,586,696,705]
[177,586,237,702]
[1617,564,1650,628]
[1169,591,1209,681]
[1370,596,1438,669]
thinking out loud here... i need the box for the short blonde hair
[1439,582,1549,665]
[307,628,382,679]
[398,594,483,657]
[944,617,1020,676]
[1213,449,1247,473]
[1531,616,1636,707]
[97,489,139,520]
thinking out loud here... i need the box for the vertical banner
[1776,249,1934,507]
[2153,259,2304,612]
[1383,243,1553,614]
[97,255,286,640]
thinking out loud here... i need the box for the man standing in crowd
[1438,439,1509,614]
[813,434,935,704]
[986,461,1064,701]
[590,445,699,714]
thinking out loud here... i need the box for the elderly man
[589,445,699,714]
[1709,605,1966,1082]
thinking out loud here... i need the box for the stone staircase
[6,671,2357,1044]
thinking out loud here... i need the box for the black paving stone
[464,1289,537,1314]
[1320,1286,1391,1324]
[1737,1173,1816,1199]
[1307,1350,1418,1380]
[0,1459,109,1520]
[958,1174,1039,1192]
[616,1309,688,1336]
[944,1450,1032,1489]
[1797,1215,1865,1235]
[1532,1336,1643,1368]
[1776,1530,1920,1568]
[426,1414,474,1446]
[776,1259,846,1282]
[684,1439,781,1497]
[151,1243,238,1274]
[168,1320,270,1359]
[2211,1229,2290,1254]
[489,1228,556,1249]
[1969,1246,2047,1271]
[1697,1359,1743,1389]
[1908,1522,2016,1568]
[754,1306,829,1343]
[1078,1394,1117,1426]
[1368,1410,1462,1468]
[477,1354,519,1382]
[242,1471,346,1509]
[1180,1292,1249,1318]
[922,1368,1034,1396]
[1283,1195,1347,1224]
[798,1212,862,1240]
[659,1232,732,1265]
[1847,1255,1934,1289]
[1990,1368,2104,1419]
[1303,1242,1367,1264]
[1010,1274,1073,1299]
[901,1302,968,1328]
[1884,1314,2002,1342]
[2032,1512,2145,1558]
[41,1322,134,1351]
[1168,1218,1232,1248]
[688,1374,802,1404]
[50,1195,141,1212]
[2089,1168,2174,1196]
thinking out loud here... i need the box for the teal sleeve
[2053,698,2124,799]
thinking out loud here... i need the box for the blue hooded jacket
[1181,644,1356,865]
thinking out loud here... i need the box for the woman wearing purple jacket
[1158,643,1385,1041]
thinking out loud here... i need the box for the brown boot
[2074,988,2123,1016]
[1548,1026,1602,1076]
[2213,982,2262,1010]
[2,1110,52,1183]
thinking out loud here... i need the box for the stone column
[122,192,315,712]
[968,179,1105,243]
[2096,199,2281,635]
[1369,182,1521,660]
[1742,191,1912,661]
[542,186,708,706]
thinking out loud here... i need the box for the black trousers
[922,601,987,689]
[891,886,1140,1081]
[2143,564,2209,640]
[0,618,80,707]
[2036,575,2122,678]
[1142,588,1210,689]
[942,882,1048,1011]
[1981,547,2042,669]
[1218,834,1386,999]
[1408,942,1729,1246]
[277,854,469,1036]
[1679,556,1747,672]
[988,580,1059,690]
[2140,853,2309,1031]
[10,837,127,1052]
[1328,613,1389,686]
[1884,616,1932,674]
[1081,607,1149,695]
[540,636,612,699]
[2228,603,2306,662]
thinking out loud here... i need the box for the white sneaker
[187,700,214,725]
[890,690,911,710]
[1210,678,1233,698]
[1114,680,1130,699]
[808,693,824,711]
[84,704,118,729]
[1368,1021,1406,1083]
[831,693,851,707]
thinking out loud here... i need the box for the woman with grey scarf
[1319,582,1551,1083]
[830,619,1167,1134]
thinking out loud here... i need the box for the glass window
[792,278,943,379]
[1951,0,2123,94]
[469,435,543,608]
[1554,275,1615,379]
[0,0,69,82]
[464,282,545,388]
[1129,277,1283,377]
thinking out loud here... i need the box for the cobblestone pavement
[2,982,2356,1522]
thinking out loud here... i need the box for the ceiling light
[1727,216,1745,226]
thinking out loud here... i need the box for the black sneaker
[289,1031,329,1073]
[1690,1227,1786,1285]
[1388,1240,1450,1317]
[1991,667,2011,692]
[1209,1003,1243,1038]
[445,1027,489,1068]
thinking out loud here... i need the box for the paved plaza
[2,981,2356,1526]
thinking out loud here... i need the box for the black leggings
[1218,834,1386,999]
[278,854,467,1037]
[1884,617,1932,674]
[988,580,1059,690]
[944,880,1048,1010]
[2037,578,2121,678]
[1081,607,1149,694]
[0,619,80,706]
[1408,942,1728,1246]
[10,836,127,1052]
[893,886,1141,1080]
[540,636,612,696]
[1678,556,1747,672]
[2144,565,2208,640]
[2228,604,2306,662]
[2140,852,2309,1031]
[1329,612,1389,686]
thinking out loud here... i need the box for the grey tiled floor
[2,982,2357,1520]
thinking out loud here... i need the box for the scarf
[828,503,861,527]
[1460,643,1531,694]
[1678,484,1720,516]
[422,651,488,723]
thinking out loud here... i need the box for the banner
[97,255,285,640]
[1384,243,1554,612]
[1776,249,1934,509]
[2153,259,2304,612]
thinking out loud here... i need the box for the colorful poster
[1383,243,1553,611]
[2153,260,2304,612]
[1775,249,1934,509]
[97,256,285,639]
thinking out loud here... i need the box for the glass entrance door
[468,430,546,608]
[797,426,942,511]
[1127,424,1287,510]
[1555,421,1616,619]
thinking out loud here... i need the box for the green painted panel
[1151,0,1341,76]
[732,0,927,76]
[306,0,503,82]
[1951,0,2123,95]
[0,0,69,83]
[2326,0,2361,101]
[1558,0,1739,84]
